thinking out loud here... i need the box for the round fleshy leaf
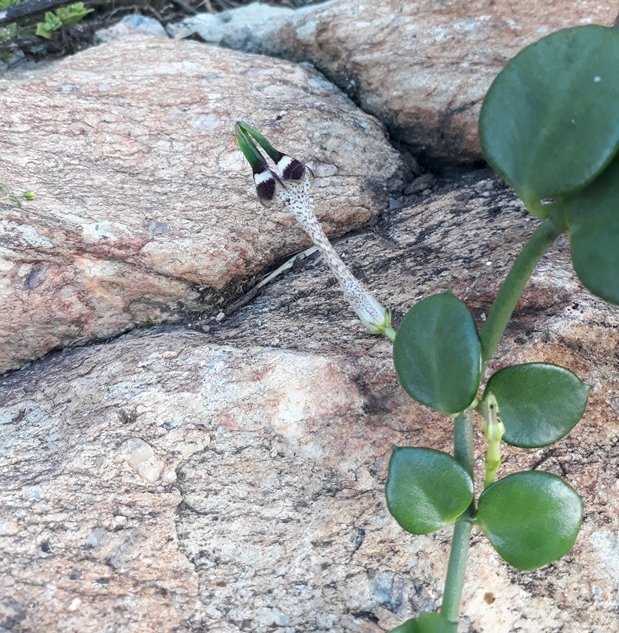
[391,613,456,633]
[479,25,619,212]
[570,211,619,304]
[393,292,481,414]
[476,471,582,570]
[560,154,619,304]
[482,363,589,448]
[386,447,473,535]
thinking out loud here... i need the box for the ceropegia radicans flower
[235,122,394,339]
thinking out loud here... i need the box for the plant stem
[441,517,473,624]
[453,409,474,480]
[440,410,474,624]
[440,220,561,622]
[480,220,561,362]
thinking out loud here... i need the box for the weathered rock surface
[2,5,617,631]
[172,0,618,162]
[0,34,402,374]
[1,175,617,632]
[94,14,168,43]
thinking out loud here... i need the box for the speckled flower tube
[235,122,394,339]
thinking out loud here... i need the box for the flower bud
[483,394,505,443]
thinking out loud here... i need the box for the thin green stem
[453,410,474,479]
[440,410,474,624]
[440,220,562,623]
[441,516,473,624]
[480,220,561,363]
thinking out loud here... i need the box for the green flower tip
[235,122,307,181]
[235,122,269,174]
[240,122,284,164]
[22,191,36,201]
[234,121,285,169]
[235,122,312,205]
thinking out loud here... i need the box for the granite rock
[173,0,617,162]
[1,6,617,631]
[95,15,168,43]
[0,35,402,373]
[1,175,617,632]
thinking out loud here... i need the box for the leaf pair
[479,25,619,304]
[386,448,582,570]
[394,292,589,446]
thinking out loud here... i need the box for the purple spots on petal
[282,159,305,181]
[256,178,276,202]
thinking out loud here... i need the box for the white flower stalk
[235,122,394,339]
[277,159,393,335]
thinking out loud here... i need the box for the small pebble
[306,161,338,178]
[405,173,435,195]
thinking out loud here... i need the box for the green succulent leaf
[570,211,619,304]
[393,292,481,414]
[482,363,589,448]
[35,12,62,39]
[56,3,94,26]
[0,22,17,41]
[476,471,583,570]
[386,447,473,535]
[558,154,619,304]
[35,24,53,40]
[479,25,619,214]
[391,612,457,633]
